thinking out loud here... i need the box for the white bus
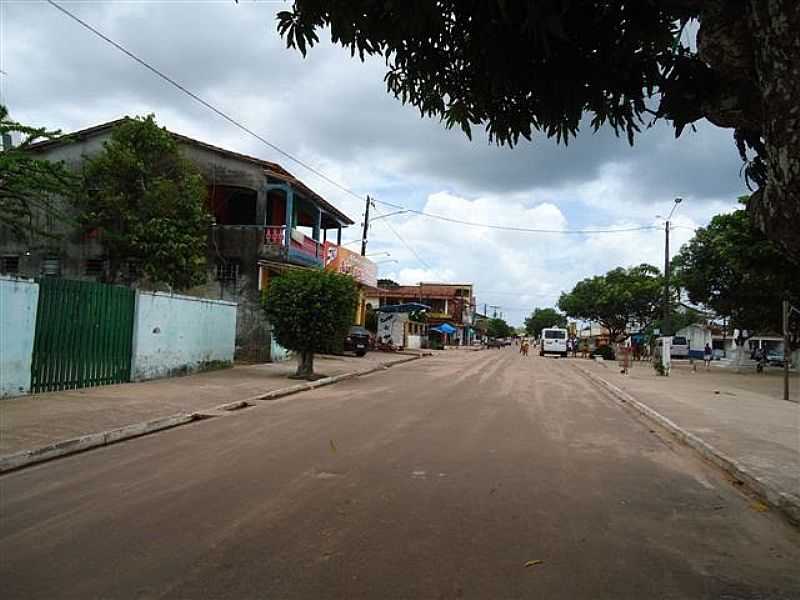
[540,327,568,357]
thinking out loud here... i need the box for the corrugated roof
[27,118,354,225]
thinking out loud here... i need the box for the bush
[263,269,358,378]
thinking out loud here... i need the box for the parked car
[655,336,689,359]
[766,350,785,367]
[670,336,689,358]
[344,325,371,357]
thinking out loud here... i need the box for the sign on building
[323,243,377,287]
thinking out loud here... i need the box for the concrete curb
[572,362,800,527]
[0,413,199,474]
[0,353,426,474]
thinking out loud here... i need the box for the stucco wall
[0,276,39,397]
[131,291,237,381]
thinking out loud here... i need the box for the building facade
[1,119,356,361]
[365,282,475,345]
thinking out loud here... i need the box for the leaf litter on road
[524,560,543,568]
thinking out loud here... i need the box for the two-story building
[0,118,356,361]
[365,282,475,345]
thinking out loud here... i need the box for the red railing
[264,226,286,246]
[291,233,321,258]
[264,226,323,261]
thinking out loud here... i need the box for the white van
[656,336,690,359]
[540,327,568,357]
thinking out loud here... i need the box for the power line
[369,197,661,234]
[47,0,667,240]
[45,0,362,202]
[370,203,432,271]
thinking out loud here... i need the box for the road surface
[2,349,799,599]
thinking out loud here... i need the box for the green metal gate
[30,278,135,393]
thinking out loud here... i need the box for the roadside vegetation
[262,269,358,379]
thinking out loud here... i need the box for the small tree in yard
[263,269,358,380]
[80,115,211,290]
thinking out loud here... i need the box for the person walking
[703,343,712,370]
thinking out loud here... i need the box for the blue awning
[431,323,457,334]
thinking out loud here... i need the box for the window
[85,257,107,278]
[41,256,61,277]
[226,190,257,225]
[216,259,240,284]
[544,330,566,339]
[0,255,20,275]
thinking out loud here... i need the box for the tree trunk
[747,0,800,264]
[692,0,800,263]
[294,350,315,379]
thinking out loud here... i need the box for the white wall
[131,291,237,381]
[0,276,39,397]
[676,324,712,357]
[377,312,407,347]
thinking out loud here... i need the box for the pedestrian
[703,343,712,369]
[754,346,766,373]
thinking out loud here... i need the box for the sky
[2,1,748,325]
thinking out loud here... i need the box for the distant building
[365,282,475,345]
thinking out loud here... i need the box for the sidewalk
[0,352,411,457]
[572,358,799,522]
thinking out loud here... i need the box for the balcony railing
[264,225,324,267]
[264,225,285,246]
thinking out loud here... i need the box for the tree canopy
[0,105,77,242]
[485,317,513,339]
[274,1,800,262]
[558,264,664,339]
[524,308,567,338]
[80,115,211,290]
[673,205,800,337]
[262,268,359,378]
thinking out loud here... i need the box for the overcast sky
[2,1,747,324]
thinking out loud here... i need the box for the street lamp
[370,210,408,221]
[373,259,398,266]
[366,252,391,258]
[656,197,683,376]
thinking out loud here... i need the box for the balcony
[264,225,324,268]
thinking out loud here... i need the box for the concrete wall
[0,276,39,397]
[131,291,237,381]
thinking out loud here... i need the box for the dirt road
[2,349,798,599]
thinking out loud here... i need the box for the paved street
[2,349,799,599]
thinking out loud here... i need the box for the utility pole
[660,197,683,376]
[783,299,790,402]
[489,305,500,318]
[360,195,372,257]
[663,218,671,337]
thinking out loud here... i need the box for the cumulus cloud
[3,1,747,323]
